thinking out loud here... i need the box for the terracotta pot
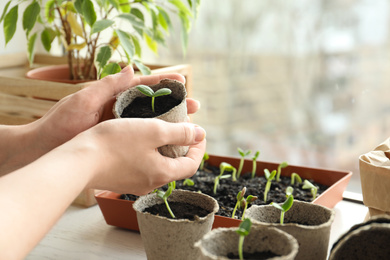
[95,154,351,231]
[133,189,219,260]
[113,79,188,158]
[246,200,335,260]
[329,215,390,259]
[195,226,299,260]
[359,137,390,218]
[26,64,93,84]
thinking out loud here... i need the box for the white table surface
[27,196,368,260]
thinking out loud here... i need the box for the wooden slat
[0,92,55,117]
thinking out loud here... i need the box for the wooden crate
[0,53,192,207]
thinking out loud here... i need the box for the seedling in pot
[302,179,318,200]
[263,169,276,202]
[213,162,233,194]
[236,218,252,260]
[270,194,294,224]
[286,186,294,196]
[251,150,260,179]
[154,181,176,219]
[183,178,195,186]
[276,161,288,182]
[231,187,258,220]
[290,172,302,185]
[136,85,172,113]
[199,152,209,171]
[237,148,251,179]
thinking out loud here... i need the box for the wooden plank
[0,92,55,117]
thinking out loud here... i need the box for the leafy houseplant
[1,0,200,80]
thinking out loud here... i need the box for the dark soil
[121,95,181,118]
[121,162,328,219]
[144,201,210,220]
[227,251,279,259]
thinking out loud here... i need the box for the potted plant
[359,137,390,219]
[95,153,351,231]
[1,0,199,81]
[329,214,390,260]
[133,188,219,260]
[246,198,335,260]
[113,78,188,157]
[195,218,299,260]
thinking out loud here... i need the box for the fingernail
[195,125,206,142]
[121,66,130,73]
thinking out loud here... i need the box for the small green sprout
[302,180,318,200]
[199,152,209,171]
[183,178,194,186]
[276,161,288,182]
[237,148,251,179]
[236,218,252,260]
[264,169,276,202]
[270,194,294,224]
[251,151,260,179]
[213,162,233,194]
[231,187,258,219]
[155,181,176,219]
[286,186,294,196]
[136,85,172,113]
[290,172,302,185]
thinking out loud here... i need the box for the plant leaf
[67,12,84,37]
[134,60,151,75]
[281,195,294,212]
[100,62,121,79]
[91,19,114,35]
[82,0,96,26]
[236,218,252,236]
[23,1,40,36]
[116,29,135,58]
[157,7,172,32]
[40,28,56,52]
[144,32,158,54]
[27,32,38,66]
[136,85,154,97]
[108,0,120,11]
[169,0,193,18]
[118,0,130,13]
[45,0,56,23]
[154,88,172,97]
[3,5,18,45]
[179,11,190,55]
[117,13,145,29]
[302,180,315,189]
[96,45,112,69]
[0,1,12,23]
[67,42,87,50]
[74,0,83,14]
[130,35,141,57]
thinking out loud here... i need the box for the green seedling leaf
[286,186,294,196]
[237,148,251,179]
[302,180,318,200]
[199,152,209,170]
[251,150,260,178]
[136,85,154,97]
[276,161,288,182]
[264,169,276,202]
[271,195,294,224]
[154,88,172,97]
[236,218,252,236]
[136,85,172,113]
[291,172,302,185]
[183,178,194,186]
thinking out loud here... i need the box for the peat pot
[113,79,188,158]
[195,225,299,260]
[133,189,219,260]
[246,200,335,260]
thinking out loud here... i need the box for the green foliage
[199,152,209,171]
[136,85,172,113]
[290,172,302,185]
[1,0,200,80]
[286,186,294,196]
[155,181,176,219]
[213,162,234,194]
[236,218,252,260]
[237,148,251,179]
[251,150,260,179]
[276,161,288,182]
[183,178,194,186]
[271,195,294,224]
[263,169,276,202]
[302,180,318,201]
[231,187,258,220]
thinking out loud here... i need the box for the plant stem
[280,211,285,224]
[231,202,239,219]
[264,181,271,202]
[151,96,156,113]
[238,235,245,260]
[251,160,256,179]
[213,177,219,194]
[241,204,248,220]
[237,159,244,178]
[164,199,175,219]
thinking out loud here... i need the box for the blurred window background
[148,0,390,194]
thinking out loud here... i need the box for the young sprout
[183,178,194,186]
[199,152,209,171]
[286,186,294,196]
[302,180,318,200]
[270,195,294,224]
[264,169,276,202]
[136,85,172,113]
[237,148,251,179]
[290,172,302,185]
[231,187,258,219]
[276,161,288,182]
[213,162,233,194]
[251,151,260,179]
[155,181,176,219]
[236,218,252,260]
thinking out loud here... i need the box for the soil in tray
[122,163,328,219]
[144,201,210,220]
[121,95,181,118]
